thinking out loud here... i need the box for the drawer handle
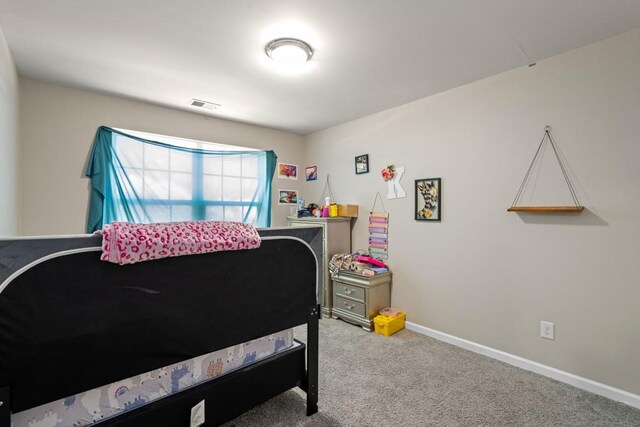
[344,287,353,295]
[344,302,354,310]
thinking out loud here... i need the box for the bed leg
[306,304,320,416]
[0,387,9,427]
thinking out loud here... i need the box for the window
[86,127,276,232]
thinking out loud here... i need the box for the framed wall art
[415,178,441,221]
[355,154,369,175]
[305,165,318,181]
[277,163,298,180]
[278,189,298,205]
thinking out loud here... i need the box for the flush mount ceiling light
[265,38,313,64]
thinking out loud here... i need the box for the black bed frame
[0,227,322,426]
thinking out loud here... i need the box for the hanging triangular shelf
[508,125,584,214]
[507,206,584,213]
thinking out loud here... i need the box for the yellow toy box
[373,308,405,336]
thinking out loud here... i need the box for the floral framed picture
[305,165,318,181]
[278,189,298,205]
[415,178,441,221]
[277,163,298,180]
[355,154,369,175]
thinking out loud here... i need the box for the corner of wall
[0,24,19,236]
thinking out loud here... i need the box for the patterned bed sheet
[12,329,294,427]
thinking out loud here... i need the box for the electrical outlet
[541,321,554,340]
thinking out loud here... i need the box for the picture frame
[355,154,369,175]
[278,189,298,205]
[305,165,318,181]
[277,163,298,180]
[415,178,441,221]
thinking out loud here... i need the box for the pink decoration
[368,222,388,228]
[381,165,396,182]
[369,216,388,223]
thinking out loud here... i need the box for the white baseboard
[405,321,640,410]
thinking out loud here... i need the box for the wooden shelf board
[507,206,585,213]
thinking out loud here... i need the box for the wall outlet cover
[541,321,555,340]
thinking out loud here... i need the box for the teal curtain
[86,126,277,233]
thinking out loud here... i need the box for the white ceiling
[1,1,640,135]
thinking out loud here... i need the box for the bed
[0,226,322,427]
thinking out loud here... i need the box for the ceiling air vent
[190,99,220,110]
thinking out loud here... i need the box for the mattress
[11,329,294,427]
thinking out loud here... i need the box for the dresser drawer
[334,281,365,302]
[334,296,366,318]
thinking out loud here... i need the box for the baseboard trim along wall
[405,321,640,410]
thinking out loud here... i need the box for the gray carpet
[223,319,640,426]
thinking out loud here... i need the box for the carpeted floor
[223,318,640,426]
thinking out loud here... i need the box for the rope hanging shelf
[507,206,584,213]
[508,125,584,214]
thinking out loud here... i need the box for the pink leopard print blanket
[96,221,261,265]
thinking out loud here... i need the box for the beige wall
[0,26,19,235]
[18,79,305,235]
[304,29,640,395]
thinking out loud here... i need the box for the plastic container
[373,310,406,336]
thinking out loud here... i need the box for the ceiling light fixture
[265,38,313,64]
